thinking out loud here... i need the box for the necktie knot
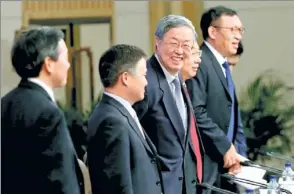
[173,77,181,89]
[222,61,229,70]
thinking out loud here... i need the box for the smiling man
[133,15,204,194]
[181,42,202,81]
[186,6,247,193]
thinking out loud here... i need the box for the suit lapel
[104,95,154,155]
[181,82,205,155]
[201,44,231,101]
[125,115,154,155]
[150,55,186,149]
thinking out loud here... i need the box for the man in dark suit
[186,6,247,193]
[133,15,204,194]
[1,26,84,194]
[87,44,164,194]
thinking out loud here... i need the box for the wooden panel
[170,1,183,15]
[23,1,112,13]
[182,1,204,44]
[148,2,171,54]
[22,1,113,26]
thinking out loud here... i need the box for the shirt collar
[154,54,178,84]
[28,78,55,102]
[104,91,136,118]
[204,41,227,66]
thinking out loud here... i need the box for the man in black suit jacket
[186,6,247,193]
[1,27,84,194]
[133,15,204,194]
[87,44,164,194]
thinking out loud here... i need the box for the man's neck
[27,77,55,102]
[104,87,134,105]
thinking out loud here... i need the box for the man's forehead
[219,14,241,24]
[58,39,68,52]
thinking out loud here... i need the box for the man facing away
[87,44,164,194]
[1,26,84,194]
[186,6,247,193]
[133,15,205,194]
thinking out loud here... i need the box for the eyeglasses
[194,50,202,57]
[165,41,193,52]
[212,26,245,34]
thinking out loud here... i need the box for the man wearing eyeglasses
[186,6,247,193]
[133,15,205,194]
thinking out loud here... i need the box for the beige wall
[1,1,22,96]
[80,23,110,112]
[115,1,150,55]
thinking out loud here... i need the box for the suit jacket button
[178,177,183,181]
[156,181,161,186]
[191,180,196,184]
[151,159,156,164]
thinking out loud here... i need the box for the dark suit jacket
[186,43,247,186]
[133,55,205,194]
[87,94,164,194]
[1,79,84,194]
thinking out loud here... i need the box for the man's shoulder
[89,101,126,124]
[87,102,130,138]
[1,87,61,115]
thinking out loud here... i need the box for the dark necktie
[183,85,203,183]
[223,61,235,141]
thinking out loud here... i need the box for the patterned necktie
[183,85,203,183]
[172,77,187,130]
[223,61,235,141]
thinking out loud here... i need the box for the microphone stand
[258,149,294,163]
[222,174,292,194]
[240,161,283,175]
[197,183,237,194]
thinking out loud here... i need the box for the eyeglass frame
[163,40,194,52]
[211,25,245,34]
[193,50,202,58]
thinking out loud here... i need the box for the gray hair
[155,15,198,41]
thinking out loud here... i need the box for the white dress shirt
[204,41,227,77]
[28,78,55,102]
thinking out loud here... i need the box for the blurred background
[1,1,294,166]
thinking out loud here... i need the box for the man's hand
[228,163,241,175]
[223,144,240,168]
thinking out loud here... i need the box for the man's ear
[120,72,129,86]
[155,36,161,49]
[42,57,55,74]
[208,26,216,40]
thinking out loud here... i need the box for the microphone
[240,160,283,175]
[257,149,294,163]
[222,173,292,194]
[197,183,237,194]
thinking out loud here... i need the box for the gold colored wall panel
[22,1,113,26]
[23,1,112,13]
[182,1,204,44]
[148,2,171,54]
